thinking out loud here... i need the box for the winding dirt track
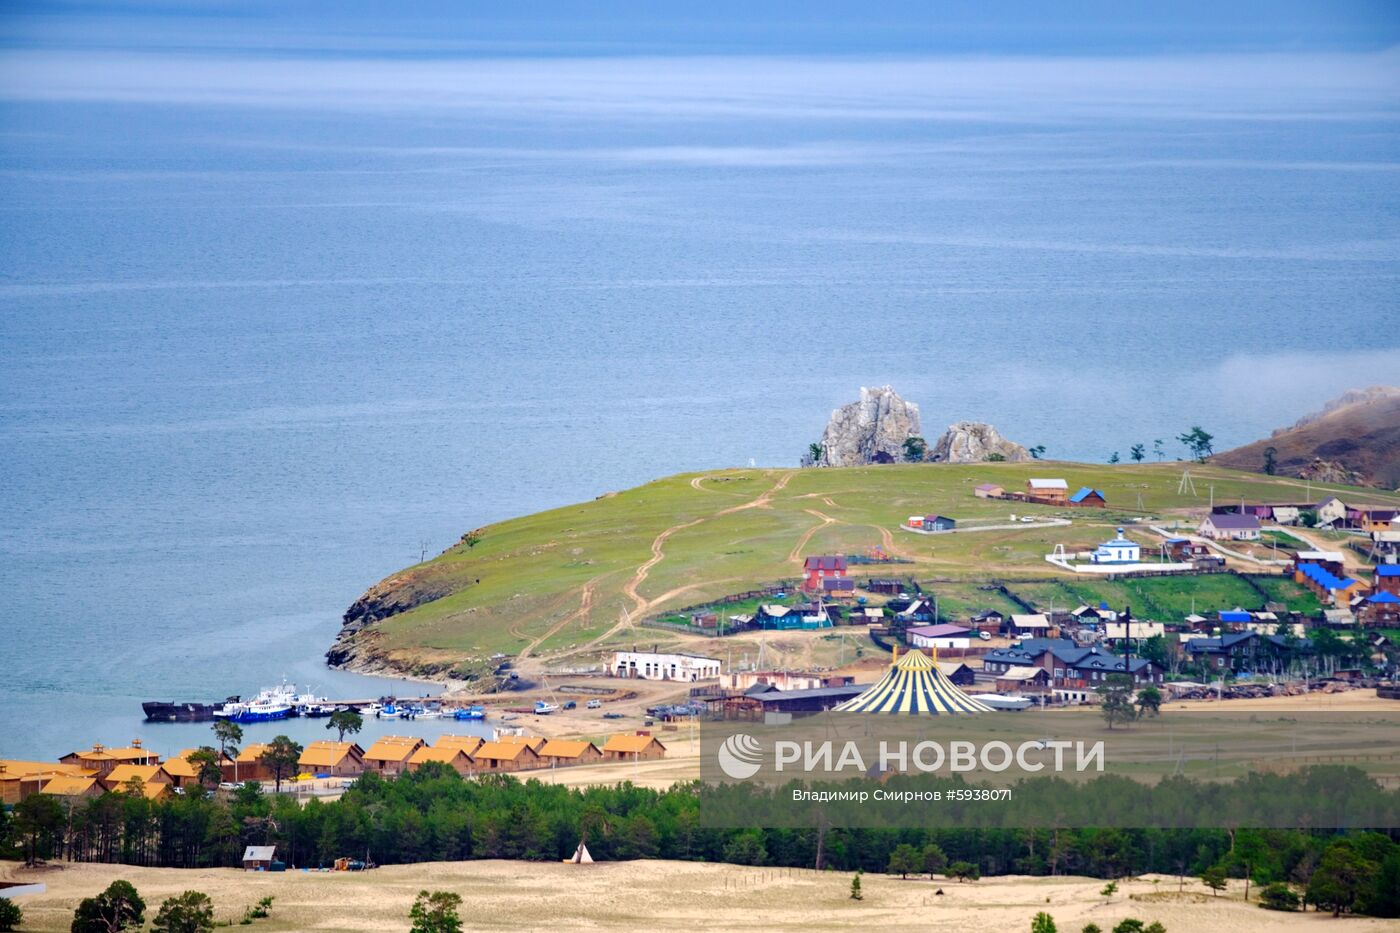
[582,471,794,649]
[788,509,835,565]
[518,574,604,660]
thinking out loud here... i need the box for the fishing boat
[376,703,401,720]
[452,705,486,721]
[534,700,559,715]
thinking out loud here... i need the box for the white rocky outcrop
[930,421,1031,463]
[819,386,921,466]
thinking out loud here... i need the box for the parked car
[563,700,577,710]
[586,699,602,709]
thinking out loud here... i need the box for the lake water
[2,22,1399,759]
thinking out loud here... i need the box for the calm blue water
[2,9,1399,759]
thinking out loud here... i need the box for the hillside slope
[326,462,1400,682]
[1214,387,1400,488]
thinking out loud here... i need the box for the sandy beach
[6,859,1396,933]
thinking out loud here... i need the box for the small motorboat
[453,705,486,721]
[377,703,401,720]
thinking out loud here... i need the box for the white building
[1091,528,1141,564]
[611,651,721,682]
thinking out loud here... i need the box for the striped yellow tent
[834,647,992,714]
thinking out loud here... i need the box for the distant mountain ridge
[1215,386,1400,489]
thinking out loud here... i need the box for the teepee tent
[834,647,992,714]
[569,841,594,864]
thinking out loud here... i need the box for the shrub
[0,897,21,933]
[1258,882,1300,912]
[151,891,215,933]
[1111,921,1144,933]
[1031,911,1057,933]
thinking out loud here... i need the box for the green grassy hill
[327,461,1398,680]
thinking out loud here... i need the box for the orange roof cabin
[406,745,474,777]
[470,741,542,772]
[1026,478,1069,504]
[432,735,485,758]
[601,733,667,761]
[40,774,104,801]
[0,760,91,805]
[298,741,366,777]
[232,744,275,783]
[102,763,172,794]
[492,734,546,752]
[362,736,425,775]
[59,741,160,776]
[537,739,604,768]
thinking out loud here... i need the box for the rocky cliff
[930,421,1031,463]
[819,386,921,466]
[1214,386,1400,489]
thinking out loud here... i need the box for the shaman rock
[819,386,921,466]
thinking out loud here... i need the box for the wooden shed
[471,741,542,773]
[537,739,604,768]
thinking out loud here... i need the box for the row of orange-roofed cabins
[298,732,667,779]
[1,732,667,804]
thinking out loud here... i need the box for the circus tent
[833,648,993,714]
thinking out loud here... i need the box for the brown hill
[1214,386,1400,489]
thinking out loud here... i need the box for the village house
[602,733,667,762]
[101,763,172,794]
[1198,512,1261,541]
[1069,487,1106,508]
[471,741,541,773]
[995,665,1051,695]
[59,742,160,778]
[865,578,906,595]
[974,483,1004,499]
[1375,564,1400,596]
[1357,591,1400,627]
[1355,508,1399,533]
[1314,497,1348,528]
[802,555,848,591]
[492,734,547,751]
[905,623,972,650]
[1103,620,1166,643]
[611,650,722,681]
[537,739,604,768]
[1293,550,1346,577]
[968,608,1005,629]
[229,744,275,783]
[1296,562,1365,605]
[921,514,957,532]
[821,576,856,597]
[722,670,854,692]
[982,639,1163,687]
[41,774,104,801]
[297,741,366,777]
[895,597,936,623]
[242,846,278,871]
[406,744,475,777]
[1026,478,1069,503]
[433,735,485,758]
[362,736,424,776]
[1184,631,1259,673]
[1004,613,1052,638]
[0,760,90,805]
[935,660,977,686]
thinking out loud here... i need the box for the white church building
[1091,528,1141,565]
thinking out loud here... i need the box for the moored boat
[534,700,558,715]
[142,697,240,723]
[453,705,486,721]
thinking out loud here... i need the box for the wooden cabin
[406,745,474,777]
[537,739,604,768]
[297,741,366,777]
[362,736,424,776]
[601,733,667,762]
[470,741,541,773]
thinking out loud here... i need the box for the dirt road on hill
[582,471,795,650]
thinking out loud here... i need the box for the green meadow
[351,461,1397,675]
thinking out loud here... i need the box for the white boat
[968,693,1034,711]
[534,700,558,715]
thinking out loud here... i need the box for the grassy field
[346,462,1399,676]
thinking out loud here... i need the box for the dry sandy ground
[6,860,1397,933]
